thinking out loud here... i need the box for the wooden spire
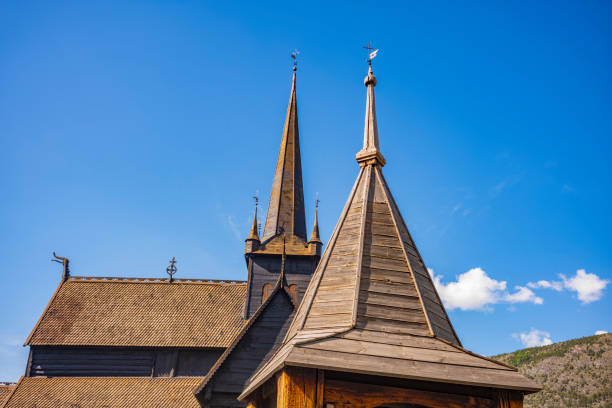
[239,60,540,401]
[262,68,307,242]
[355,65,385,167]
[246,198,260,242]
[308,200,322,245]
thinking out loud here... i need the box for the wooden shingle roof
[239,64,540,400]
[2,377,202,407]
[0,383,15,405]
[26,277,247,348]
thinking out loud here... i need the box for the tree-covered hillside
[492,333,611,407]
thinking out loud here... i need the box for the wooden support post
[495,390,523,408]
[277,367,319,408]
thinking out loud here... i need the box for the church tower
[243,59,322,318]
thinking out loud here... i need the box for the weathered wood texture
[29,346,222,377]
[244,254,317,318]
[284,163,458,343]
[200,290,295,407]
[495,390,524,408]
[324,379,496,408]
[277,367,318,408]
[262,72,306,242]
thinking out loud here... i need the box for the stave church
[1,52,539,408]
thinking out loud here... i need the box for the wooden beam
[325,379,495,408]
[277,367,318,408]
[495,390,523,408]
[316,370,324,408]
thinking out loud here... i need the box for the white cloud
[527,280,563,291]
[514,328,553,348]
[595,330,608,335]
[561,269,610,304]
[429,268,542,311]
[505,286,543,304]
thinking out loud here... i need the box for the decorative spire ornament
[356,42,386,167]
[166,257,177,282]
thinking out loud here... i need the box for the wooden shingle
[2,377,203,407]
[26,278,247,348]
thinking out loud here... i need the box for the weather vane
[166,257,177,282]
[362,42,379,65]
[291,49,299,71]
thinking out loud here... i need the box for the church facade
[1,57,539,408]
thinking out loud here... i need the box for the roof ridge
[68,276,246,284]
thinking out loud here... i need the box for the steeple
[262,57,307,242]
[239,51,540,404]
[308,201,321,244]
[308,198,322,256]
[245,196,260,252]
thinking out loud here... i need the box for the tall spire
[262,52,307,242]
[356,47,386,167]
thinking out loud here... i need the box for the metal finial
[253,194,259,210]
[51,252,70,281]
[291,49,299,71]
[362,42,379,65]
[166,257,177,282]
[315,192,320,210]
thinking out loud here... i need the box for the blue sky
[1,1,610,381]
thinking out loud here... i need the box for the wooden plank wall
[29,346,222,377]
[247,255,317,317]
[207,291,295,408]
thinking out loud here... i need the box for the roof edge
[194,272,295,397]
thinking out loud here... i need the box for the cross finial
[291,49,299,71]
[362,42,379,65]
[166,257,177,282]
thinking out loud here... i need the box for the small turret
[245,197,260,253]
[308,198,322,255]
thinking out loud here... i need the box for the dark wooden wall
[246,254,317,318]
[202,290,295,408]
[29,346,223,377]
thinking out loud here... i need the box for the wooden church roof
[2,377,203,407]
[0,383,15,406]
[240,64,540,399]
[26,277,247,348]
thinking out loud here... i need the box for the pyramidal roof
[239,62,540,399]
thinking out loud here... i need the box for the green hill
[492,333,611,407]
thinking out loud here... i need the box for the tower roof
[239,59,540,400]
[262,69,307,243]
